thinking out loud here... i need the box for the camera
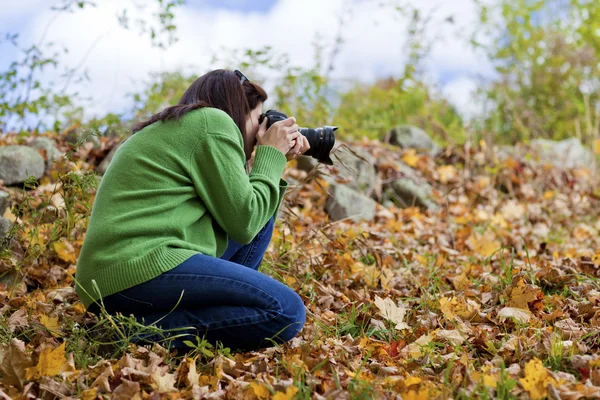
[259,109,336,165]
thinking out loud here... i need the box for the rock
[330,148,377,195]
[325,182,377,222]
[0,146,45,185]
[0,217,13,250]
[30,137,63,168]
[384,125,440,154]
[385,177,438,211]
[529,138,594,169]
[296,155,318,173]
[0,190,10,214]
[96,144,122,175]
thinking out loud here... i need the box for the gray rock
[331,148,377,195]
[296,155,318,173]
[385,177,438,211]
[325,182,377,222]
[529,138,594,169]
[384,125,440,154]
[0,146,45,185]
[30,137,63,168]
[96,144,122,175]
[0,190,10,214]
[0,217,12,239]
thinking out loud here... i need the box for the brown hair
[132,69,268,138]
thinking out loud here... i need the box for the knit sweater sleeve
[188,121,287,244]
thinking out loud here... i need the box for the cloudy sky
[0,0,496,123]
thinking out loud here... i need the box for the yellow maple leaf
[467,231,501,257]
[39,315,62,338]
[250,382,271,400]
[437,165,457,184]
[273,386,298,400]
[403,387,430,400]
[505,277,541,310]
[25,342,70,379]
[519,358,559,400]
[52,238,77,264]
[402,149,419,167]
[595,139,600,154]
[439,297,480,321]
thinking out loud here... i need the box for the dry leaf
[374,296,410,330]
[273,385,298,400]
[498,307,532,324]
[0,339,33,389]
[436,329,467,346]
[25,342,71,379]
[250,382,271,399]
[39,315,61,338]
[439,297,480,321]
[467,231,501,257]
[402,149,419,167]
[505,277,542,310]
[519,358,559,400]
[52,238,77,264]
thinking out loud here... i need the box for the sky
[0,0,497,125]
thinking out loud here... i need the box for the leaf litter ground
[1,133,600,399]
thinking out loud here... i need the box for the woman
[76,69,309,352]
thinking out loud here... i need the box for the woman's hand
[285,135,310,161]
[257,116,301,156]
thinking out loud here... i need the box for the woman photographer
[76,69,309,352]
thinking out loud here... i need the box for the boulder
[529,138,594,169]
[0,217,12,239]
[384,125,440,154]
[0,146,45,185]
[385,178,438,211]
[325,182,377,222]
[0,190,10,214]
[30,137,63,168]
[330,148,377,195]
[296,155,318,173]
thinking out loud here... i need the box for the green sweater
[75,107,288,308]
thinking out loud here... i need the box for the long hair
[132,69,268,138]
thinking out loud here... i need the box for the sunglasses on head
[234,69,249,85]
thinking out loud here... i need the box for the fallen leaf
[437,165,457,184]
[467,231,501,257]
[0,339,33,389]
[39,315,62,338]
[250,382,271,399]
[374,296,410,330]
[52,238,77,264]
[436,329,467,346]
[505,277,542,310]
[497,307,532,324]
[402,149,419,167]
[519,358,559,400]
[273,385,298,400]
[25,342,72,379]
[402,334,434,358]
[439,297,480,321]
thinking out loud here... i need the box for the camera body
[259,109,336,165]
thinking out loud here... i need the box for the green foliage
[132,71,196,119]
[334,78,465,143]
[476,0,600,145]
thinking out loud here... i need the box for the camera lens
[299,126,337,165]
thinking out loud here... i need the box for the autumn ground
[1,131,600,400]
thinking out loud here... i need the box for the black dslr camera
[259,109,336,165]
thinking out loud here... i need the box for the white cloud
[2,0,494,121]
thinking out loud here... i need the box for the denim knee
[274,288,306,342]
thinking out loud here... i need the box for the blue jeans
[89,217,306,352]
